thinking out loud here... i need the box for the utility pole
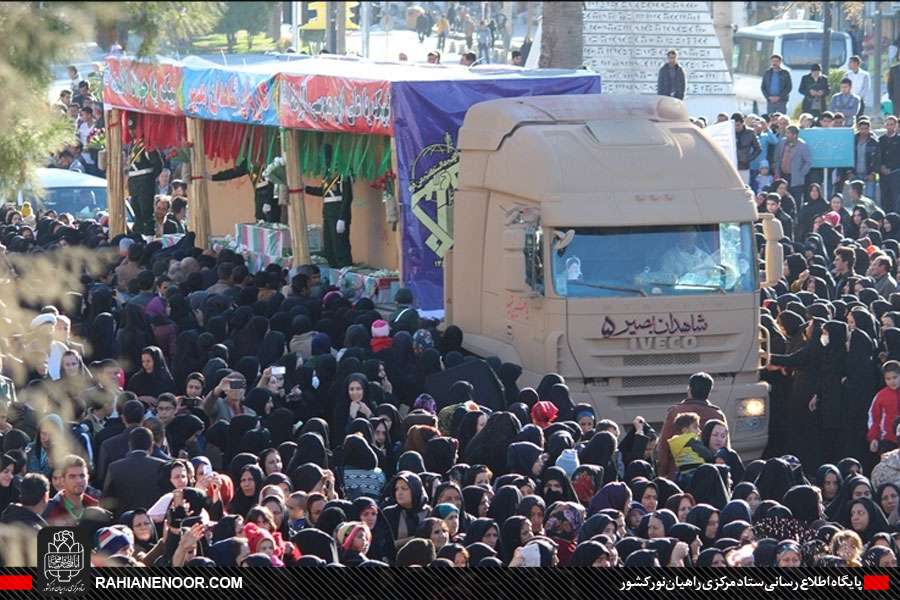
[821,2,832,78]
[291,1,300,51]
[874,7,883,122]
[325,1,336,53]
[336,1,347,55]
[361,1,370,58]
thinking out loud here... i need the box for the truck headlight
[737,398,766,418]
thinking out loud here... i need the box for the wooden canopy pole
[390,136,402,282]
[185,117,211,247]
[283,129,310,265]
[105,108,126,237]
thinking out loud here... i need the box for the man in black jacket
[733,113,761,184]
[799,64,830,117]
[0,473,49,530]
[163,196,187,234]
[95,399,146,487]
[761,54,792,114]
[103,427,166,516]
[887,60,900,116]
[766,193,794,240]
[880,115,900,213]
[657,49,686,100]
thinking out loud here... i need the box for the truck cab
[445,95,783,457]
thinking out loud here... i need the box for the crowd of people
[48,65,107,178]
[0,186,899,569]
[2,31,900,570]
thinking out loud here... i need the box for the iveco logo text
[628,336,697,351]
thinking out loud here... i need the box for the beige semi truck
[445,94,784,457]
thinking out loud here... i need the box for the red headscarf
[531,401,559,429]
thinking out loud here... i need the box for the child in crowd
[868,360,900,455]
[754,161,772,193]
[666,412,715,485]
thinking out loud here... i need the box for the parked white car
[11,168,111,219]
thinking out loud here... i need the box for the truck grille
[617,393,685,406]
[623,353,700,367]
[622,374,688,388]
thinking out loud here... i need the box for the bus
[732,19,853,115]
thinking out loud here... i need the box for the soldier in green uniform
[127,147,164,236]
[209,164,281,223]
[305,172,353,268]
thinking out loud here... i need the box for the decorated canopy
[104,54,601,311]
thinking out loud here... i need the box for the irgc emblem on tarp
[408,132,458,259]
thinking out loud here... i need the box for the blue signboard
[181,67,279,126]
[798,128,856,168]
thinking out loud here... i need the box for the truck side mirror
[503,226,527,293]
[759,214,784,287]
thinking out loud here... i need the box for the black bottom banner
[0,567,896,600]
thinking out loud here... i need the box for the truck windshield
[551,223,756,298]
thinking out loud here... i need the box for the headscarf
[686,504,719,547]
[547,383,575,422]
[292,528,339,563]
[756,458,794,502]
[166,414,205,457]
[578,431,616,483]
[782,485,824,524]
[119,509,157,553]
[541,466,578,504]
[825,474,873,521]
[569,540,612,567]
[228,464,264,517]
[530,401,558,429]
[544,501,585,542]
[126,345,176,398]
[487,485,522,528]
[717,499,753,535]
[696,547,725,566]
[688,464,730,510]
[505,442,543,478]
[589,482,630,515]
[840,497,891,543]
[0,454,20,513]
[462,485,492,517]
[208,538,247,567]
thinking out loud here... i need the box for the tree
[775,2,864,26]
[107,2,225,54]
[539,2,583,69]
[216,2,276,52]
[0,3,91,198]
[0,2,223,198]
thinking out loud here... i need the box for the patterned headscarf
[412,329,434,353]
[544,501,585,542]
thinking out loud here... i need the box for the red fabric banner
[121,111,187,152]
[203,120,246,163]
[278,74,392,135]
[103,57,183,116]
